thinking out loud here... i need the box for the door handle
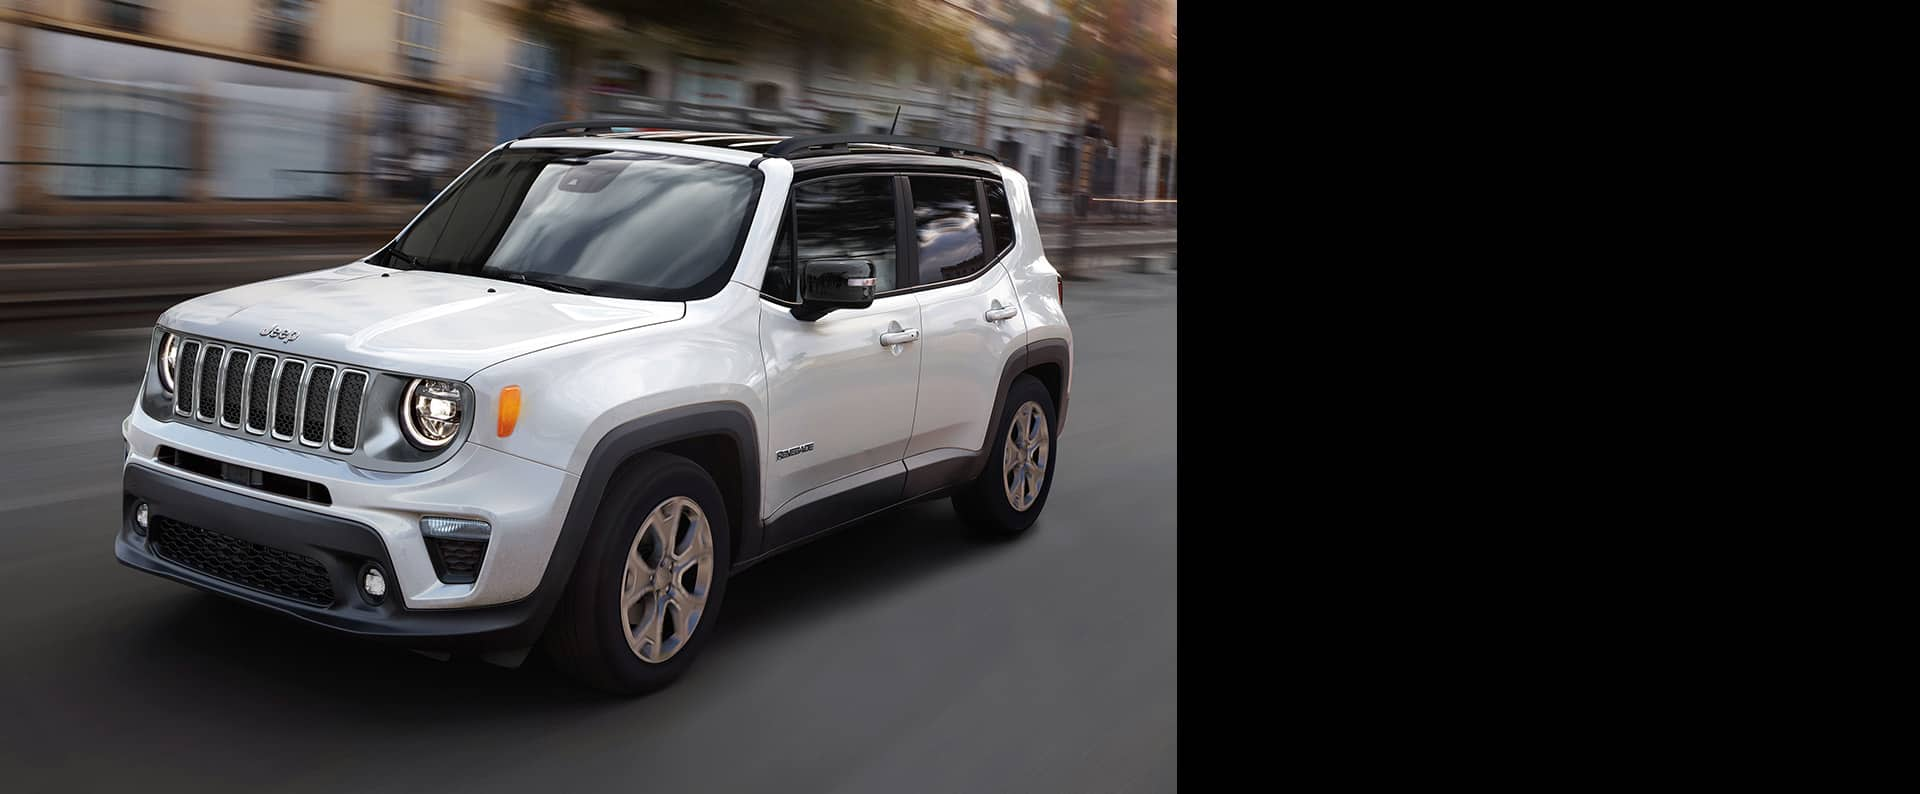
[985,301,1019,322]
[880,328,920,346]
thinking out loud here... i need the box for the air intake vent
[174,340,200,416]
[273,360,304,439]
[331,371,367,451]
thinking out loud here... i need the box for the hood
[159,262,686,380]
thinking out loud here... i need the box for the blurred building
[0,0,1172,226]
[0,0,533,222]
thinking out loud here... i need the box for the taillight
[1057,276,1064,305]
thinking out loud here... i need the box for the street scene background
[0,1,1175,789]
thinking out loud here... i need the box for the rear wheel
[952,374,1058,538]
[544,453,731,695]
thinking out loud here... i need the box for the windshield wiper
[387,249,424,270]
[498,271,594,295]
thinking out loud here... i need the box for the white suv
[116,122,1073,694]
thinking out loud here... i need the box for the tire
[543,452,732,695]
[952,374,1059,538]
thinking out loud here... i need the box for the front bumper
[122,407,579,610]
[117,464,547,650]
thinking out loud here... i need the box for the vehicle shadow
[117,495,1005,715]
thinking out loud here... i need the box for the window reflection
[794,176,898,292]
[910,176,984,283]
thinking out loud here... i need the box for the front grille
[165,335,367,454]
[150,516,336,606]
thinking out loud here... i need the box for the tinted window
[794,176,898,292]
[908,176,985,284]
[985,181,1015,261]
[390,148,759,300]
[762,209,796,302]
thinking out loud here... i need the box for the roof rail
[763,134,1001,163]
[519,118,756,139]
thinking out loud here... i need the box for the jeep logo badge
[259,325,299,343]
[775,442,814,461]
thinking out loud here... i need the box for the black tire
[543,452,732,695]
[952,374,1059,538]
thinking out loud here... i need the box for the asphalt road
[0,268,1177,793]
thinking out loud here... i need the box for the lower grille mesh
[150,516,335,606]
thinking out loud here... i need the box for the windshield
[382,148,761,300]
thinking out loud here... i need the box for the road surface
[0,269,1177,793]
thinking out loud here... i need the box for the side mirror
[792,259,875,321]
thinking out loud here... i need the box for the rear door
[901,175,1026,478]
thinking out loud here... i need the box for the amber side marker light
[498,386,522,438]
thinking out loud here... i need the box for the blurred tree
[1034,0,1176,273]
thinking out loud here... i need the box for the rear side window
[908,175,985,284]
[985,181,1015,261]
[793,176,900,292]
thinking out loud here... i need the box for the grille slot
[160,335,372,456]
[221,350,249,427]
[331,371,367,451]
[273,360,305,439]
[174,340,200,416]
[195,345,222,421]
[150,516,336,606]
[302,365,335,446]
[245,355,276,433]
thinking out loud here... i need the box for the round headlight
[402,379,464,449]
[158,333,180,392]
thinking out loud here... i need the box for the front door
[759,174,919,542]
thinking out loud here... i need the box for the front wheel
[543,453,731,695]
[952,374,1058,538]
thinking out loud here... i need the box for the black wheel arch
[962,337,1071,482]
[520,401,762,644]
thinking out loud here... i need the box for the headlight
[402,379,464,449]
[158,332,180,392]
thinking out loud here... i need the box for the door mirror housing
[792,259,875,321]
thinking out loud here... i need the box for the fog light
[133,503,150,535]
[361,565,387,601]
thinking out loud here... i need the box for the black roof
[517,119,1004,170]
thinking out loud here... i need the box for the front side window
[908,176,985,284]
[386,149,760,300]
[793,176,899,293]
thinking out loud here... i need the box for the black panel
[761,469,907,553]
